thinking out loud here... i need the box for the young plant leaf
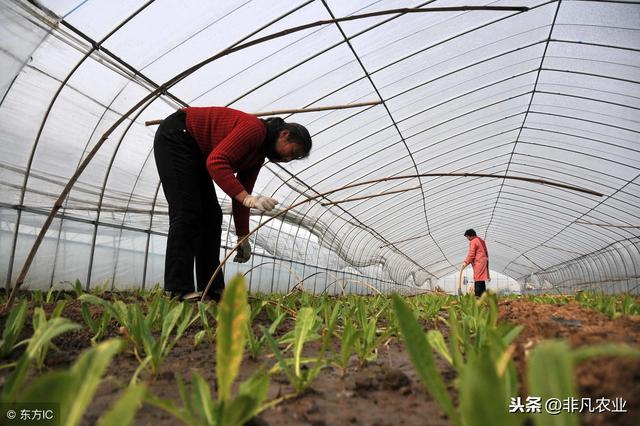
[293,307,316,377]
[527,341,579,426]
[262,327,297,387]
[223,371,269,426]
[426,330,452,365]
[0,299,28,358]
[392,295,458,425]
[216,274,249,403]
[191,372,215,425]
[96,384,146,426]
[19,339,122,426]
[459,351,516,426]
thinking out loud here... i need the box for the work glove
[233,237,251,263]
[457,287,463,296]
[242,195,278,212]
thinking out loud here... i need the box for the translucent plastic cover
[1,0,638,294]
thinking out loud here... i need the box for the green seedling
[136,302,195,377]
[575,291,640,319]
[14,339,143,426]
[73,278,84,298]
[96,383,147,426]
[394,294,524,426]
[80,293,195,376]
[81,303,112,344]
[353,298,390,365]
[620,294,638,315]
[0,299,28,358]
[264,306,323,393]
[394,291,640,426]
[392,295,459,425]
[194,301,217,348]
[31,290,44,305]
[320,298,341,356]
[80,295,145,351]
[246,301,286,359]
[144,290,173,331]
[333,319,361,376]
[148,275,270,426]
[264,298,286,322]
[30,305,78,369]
[2,309,80,402]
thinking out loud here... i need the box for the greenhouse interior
[0,0,639,425]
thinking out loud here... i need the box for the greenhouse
[0,0,638,425]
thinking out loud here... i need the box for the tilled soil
[499,299,640,426]
[1,296,638,425]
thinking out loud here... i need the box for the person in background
[154,106,312,301]
[461,228,490,297]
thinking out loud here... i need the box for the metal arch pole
[142,182,163,290]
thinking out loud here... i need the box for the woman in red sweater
[154,107,312,301]
[461,228,490,297]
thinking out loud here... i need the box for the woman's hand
[242,195,278,212]
[233,237,251,263]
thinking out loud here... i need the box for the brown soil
[499,299,640,426]
[1,296,638,426]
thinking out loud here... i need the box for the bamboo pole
[200,171,602,302]
[144,100,382,126]
[458,265,465,296]
[378,233,430,248]
[320,185,420,206]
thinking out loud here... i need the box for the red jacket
[184,106,267,236]
[464,236,490,281]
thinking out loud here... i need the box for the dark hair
[283,122,312,158]
[464,229,477,237]
[262,118,312,160]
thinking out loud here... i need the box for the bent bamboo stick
[200,172,602,302]
[320,185,421,206]
[144,101,382,126]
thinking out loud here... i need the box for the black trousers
[153,110,225,297]
[474,281,486,297]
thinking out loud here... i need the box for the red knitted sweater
[183,106,267,236]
